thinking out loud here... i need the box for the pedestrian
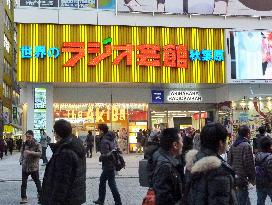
[4,138,8,156]
[136,129,143,153]
[7,137,14,155]
[93,124,122,205]
[192,129,201,150]
[253,126,270,153]
[152,128,183,205]
[41,119,86,205]
[185,123,238,205]
[17,136,23,151]
[85,130,94,158]
[228,125,255,205]
[95,134,101,153]
[19,130,42,204]
[255,136,272,205]
[0,136,5,159]
[39,129,50,166]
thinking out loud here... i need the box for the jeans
[236,187,251,205]
[86,145,93,158]
[42,147,48,164]
[21,171,42,199]
[257,187,272,205]
[98,170,122,205]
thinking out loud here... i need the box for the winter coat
[19,140,42,172]
[255,152,272,188]
[99,131,117,171]
[227,136,256,187]
[152,148,183,205]
[185,149,237,205]
[86,134,94,147]
[41,136,86,205]
[7,138,14,149]
[0,139,5,153]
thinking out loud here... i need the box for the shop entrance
[53,103,148,153]
[150,103,216,130]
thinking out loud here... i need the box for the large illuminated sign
[20,40,224,68]
[167,90,203,102]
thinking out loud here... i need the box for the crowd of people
[14,119,272,205]
[0,136,22,159]
[142,124,272,205]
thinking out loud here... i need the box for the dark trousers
[257,187,272,205]
[4,147,7,155]
[98,170,122,205]
[9,147,13,155]
[21,171,42,199]
[86,145,93,157]
[42,147,48,164]
[236,187,251,205]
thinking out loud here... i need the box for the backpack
[256,154,272,183]
[142,188,156,205]
[111,148,126,171]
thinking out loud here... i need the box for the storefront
[18,24,226,151]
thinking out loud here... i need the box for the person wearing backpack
[255,136,272,205]
[185,123,237,205]
[152,128,183,205]
[93,124,122,205]
[253,126,270,154]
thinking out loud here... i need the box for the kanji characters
[62,42,85,67]
[201,49,213,62]
[214,50,225,62]
[137,45,161,67]
[47,47,60,58]
[34,46,47,58]
[20,43,225,67]
[163,45,188,68]
[20,46,32,59]
[189,50,201,61]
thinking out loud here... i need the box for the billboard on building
[118,0,272,16]
[19,0,115,9]
[228,30,272,83]
[17,24,225,84]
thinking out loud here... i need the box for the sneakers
[93,200,104,205]
[20,198,28,204]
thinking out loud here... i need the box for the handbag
[142,188,156,205]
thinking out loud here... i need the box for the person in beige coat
[19,130,42,204]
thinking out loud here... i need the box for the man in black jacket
[94,124,122,205]
[41,119,86,205]
[152,128,183,205]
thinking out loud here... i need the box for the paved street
[0,151,270,205]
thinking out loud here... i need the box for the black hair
[53,119,72,138]
[259,136,272,152]
[159,128,180,151]
[238,125,250,138]
[200,123,228,153]
[98,124,109,134]
[258,126,266,135]
[88,130,92,134]
[25,130,34,136]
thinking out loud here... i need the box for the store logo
[167,90,202,102]
[151,90,164,104]
[19,38,224,68]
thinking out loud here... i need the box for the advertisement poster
[118,0,272,16]
[230,31,272,80]
[34,88,47,140]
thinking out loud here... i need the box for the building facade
[15,1,272,151]
[0,0,21,138]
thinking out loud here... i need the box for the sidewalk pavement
[0,150,268,204]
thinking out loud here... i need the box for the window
[3,82,11,99]
[4,34,11,53]
[3,58,12,76]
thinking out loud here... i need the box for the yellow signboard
[18,24,225,84]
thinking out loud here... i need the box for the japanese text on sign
[20,42,224,68]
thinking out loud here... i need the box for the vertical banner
[34,88,47,140]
